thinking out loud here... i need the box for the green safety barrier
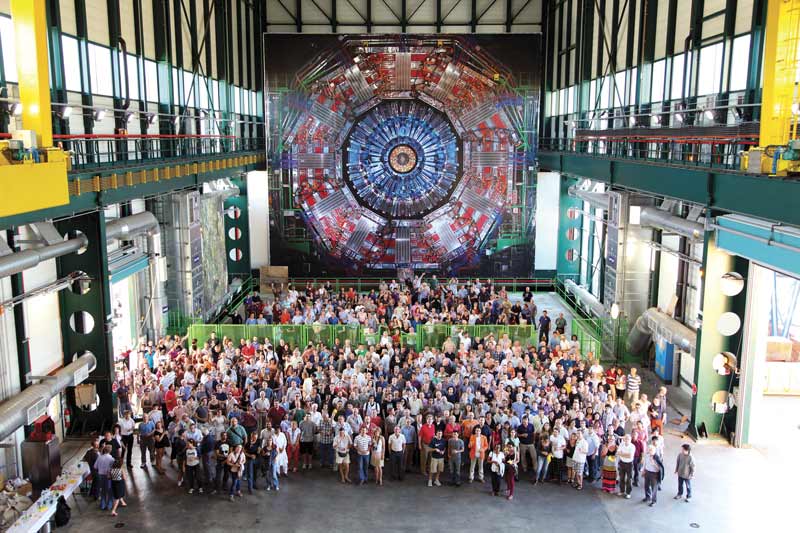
[184,323,542,352]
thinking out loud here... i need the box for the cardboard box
[259,266,289,293]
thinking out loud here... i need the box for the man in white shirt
[549,429,567,483]
[118,410,136,468]
[387,426,406,481]
[617,434,636,498]
[572,430,589,490]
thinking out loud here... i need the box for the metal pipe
[105,212,160,241]
[626,307,697,355]
[565,279,607,317]
[0,353,96,442]
[0,236,87,279]
[567,185,609,210]
[639,207,705,241]
[0,212,160,280]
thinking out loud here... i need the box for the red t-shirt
[419,423,435,445]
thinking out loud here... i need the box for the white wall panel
[247,170,270,267]
[86,0,109,44]
[657,235,681,311]
[675,0,691,49]
[120,0,136,49]
[534,172,560,270]
[266,0,296,24]
[736,0,755,34]
[655,0,669,59]
[232,0,239,83]
[336,0,367,24]
[18,227,64,378]
[142,0,155,59]
[59,0,77,35]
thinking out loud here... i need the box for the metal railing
[56,134,265,171]
[539,135,754,171]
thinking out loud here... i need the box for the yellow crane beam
[0,0,69,218]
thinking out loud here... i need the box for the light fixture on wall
[703,107,715,121]
[629,116,637,127]
[610,302,620,319]
[2,101,22,116]
[124,111,135,124]
[54,104,72,119]
[651,114,661,125]
[92,108,106,122]
[144,112,157,126]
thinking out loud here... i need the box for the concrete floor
[59,401,791,533]
[57,295,792,532]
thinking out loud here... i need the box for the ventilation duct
[626,307,697,355]
[639,207,704,241]
[0,353,96,442]
[0,235,87,279]
[105,211,160,241]
[0,212,160,280]
[565,279,606,317]
[567,185,609,210]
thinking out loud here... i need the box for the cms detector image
[266,35,539,273]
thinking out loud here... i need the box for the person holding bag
[488,443,505,497]
[333,427,352,484]
[226,444,246,501]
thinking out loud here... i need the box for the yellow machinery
[0,0,69,218]
[743,0,800,175]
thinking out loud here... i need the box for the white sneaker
[188,489,194,494]
[428,480,433,487]
[434,480,441,487]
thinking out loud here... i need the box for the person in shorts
[333,428,352,483]
[427,429,446,487]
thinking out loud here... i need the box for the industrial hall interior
[0,0,796,531]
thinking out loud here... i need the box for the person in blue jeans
[226,444,246,501]
[244,431,260,492]
[93,445,115,510]
[353,427,372,485]
[535,435,551,483]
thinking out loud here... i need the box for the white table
[6,463,89,533]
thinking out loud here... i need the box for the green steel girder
[0,154,264,231]
[56,211,116,435]
[539,151,800,226]
[224,175,251,279]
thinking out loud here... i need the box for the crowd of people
[240,277,568,335]
[88,278,695,517]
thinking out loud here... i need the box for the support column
[225,176,251,280]
[556,175,582,279]
[691,233,748,438]
[11,0,53,148]
[56,212,116,434]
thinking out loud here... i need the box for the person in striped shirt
[625,367,641,406]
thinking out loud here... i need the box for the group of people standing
[87,279,696,518]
